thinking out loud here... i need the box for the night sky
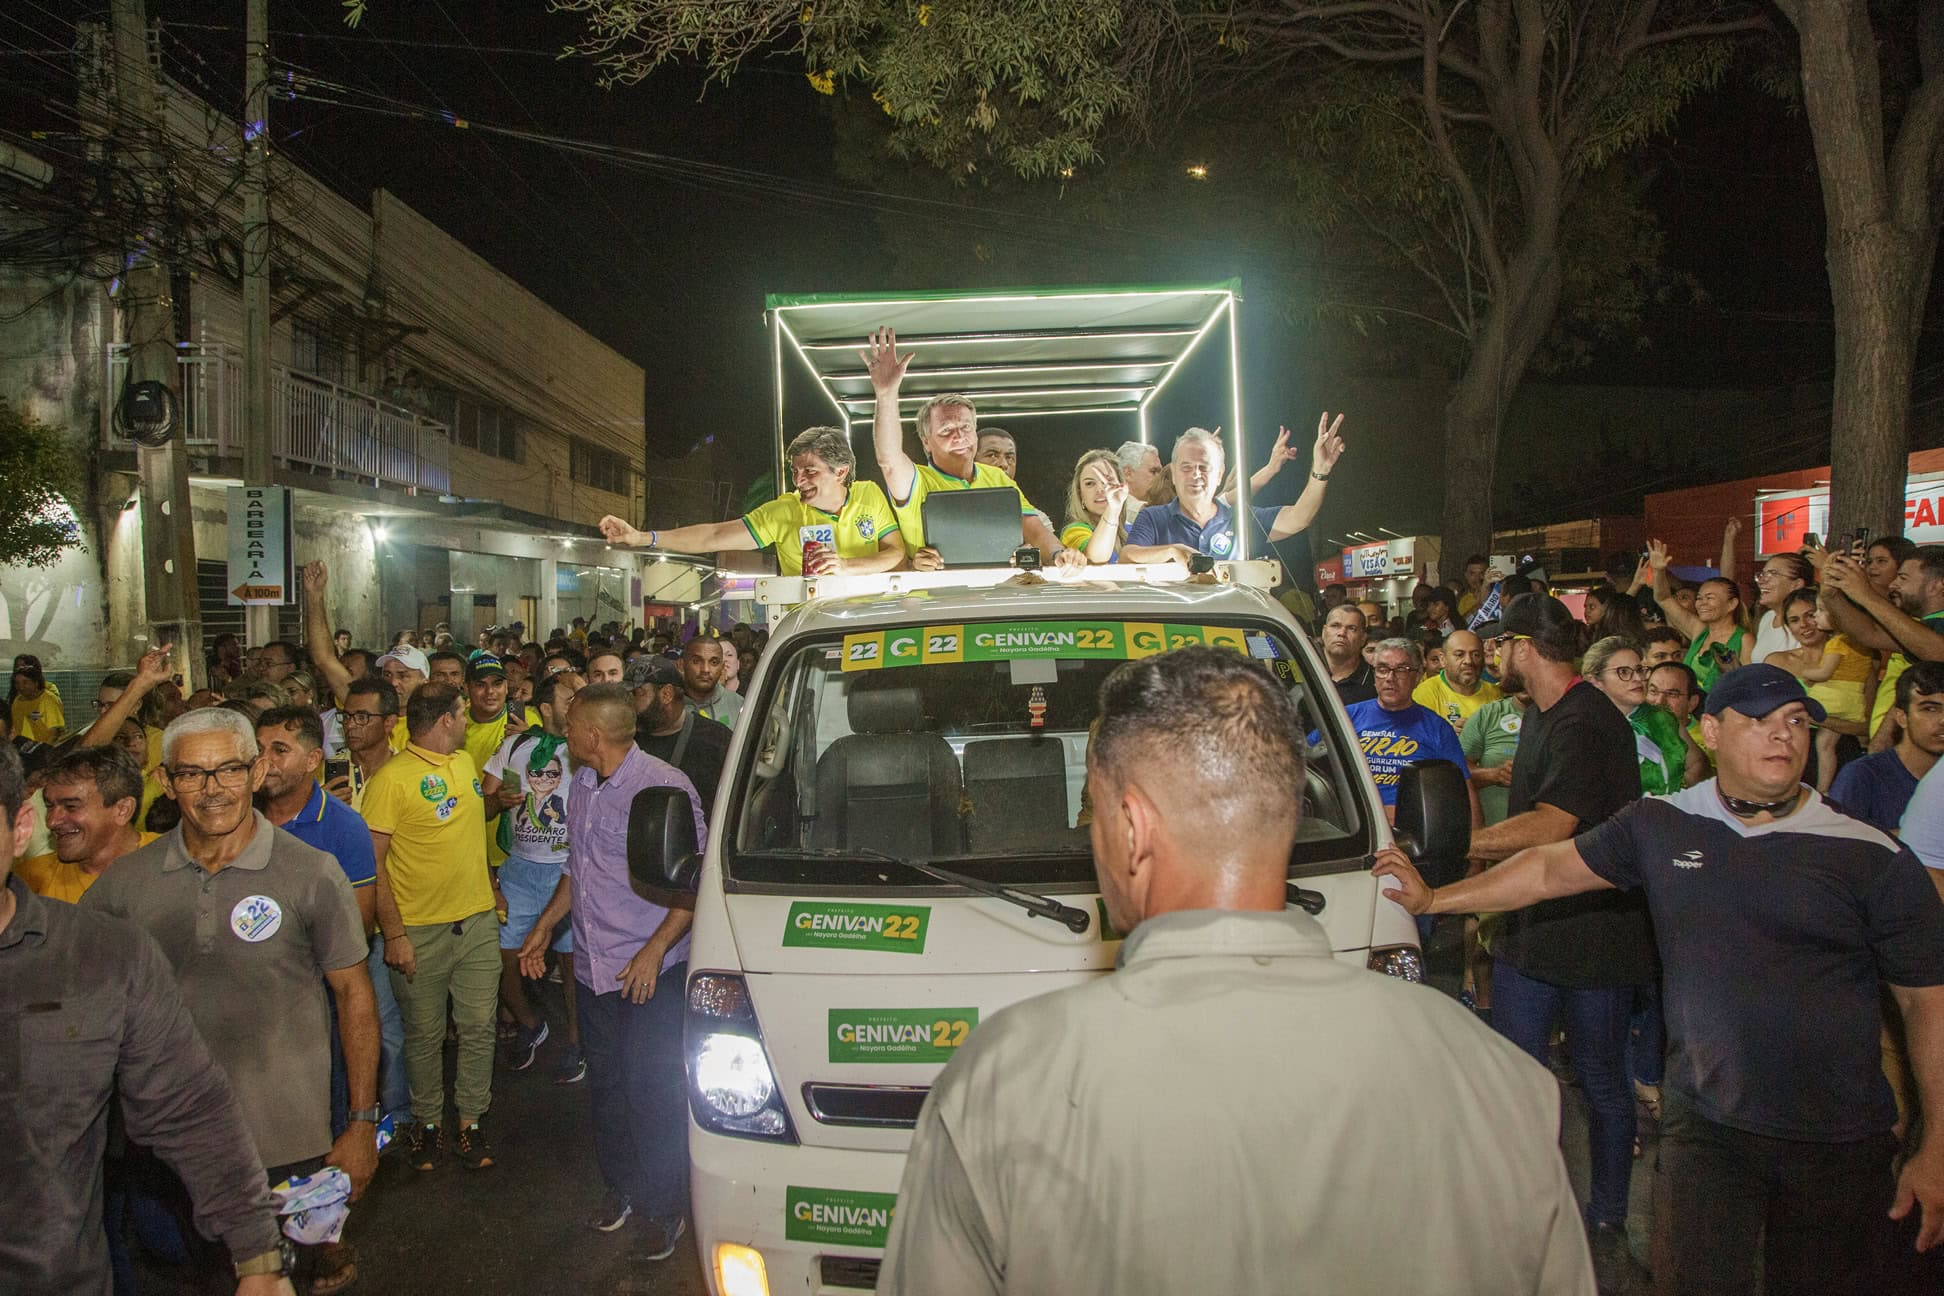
[9,2,1943,543]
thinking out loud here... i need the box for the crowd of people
[1300,531,1944,1293]
[4,322,1943,1296]
[3,583,757,1293]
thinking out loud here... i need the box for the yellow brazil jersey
[742,482,900,576]
[893,461,1036,551]
[17,832,161,903]
[1412,673,1503,732]
[11,691,65,743]
[358,743,492,927]
[1060,519,1121,559]
[464,712,513,867]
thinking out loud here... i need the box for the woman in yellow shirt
[1060,449,1132,565]
[1765,590,1874,791]
[9,661,65,742]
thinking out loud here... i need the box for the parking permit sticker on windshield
[783,902,930,953]
[841,622,1248,671]
[829,1008,978,1063]
[785,1187,897,1248]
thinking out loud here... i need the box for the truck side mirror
[1393,760,1470,886]
[628,785,702,902]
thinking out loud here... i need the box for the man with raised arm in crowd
[598,425,907,577]
[882,647,1592,1294]
[1379,662,1944,1292]
[862,327,1084,572]
[1119,417,1345,564]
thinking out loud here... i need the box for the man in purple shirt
[517,684,704,1262]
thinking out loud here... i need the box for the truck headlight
[1368,944,1425,982]
[694,1033,776,1117]
[686,972,796,1142]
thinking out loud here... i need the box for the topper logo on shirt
[1672,849,1706,870]
[1210,532,1234,557]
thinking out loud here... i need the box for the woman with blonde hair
[1061,449,1132,565]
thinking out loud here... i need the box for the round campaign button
[231,895,284,943]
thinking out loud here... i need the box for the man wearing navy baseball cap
[1378,660,1944,1289]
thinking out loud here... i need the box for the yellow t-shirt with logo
[1412,673,1503,731]
[11,691,65,742]
[742,483,901,576]
[465,712,514,868]
[893,462,1035,550]
[17,832,161,903]
[359,743,492,927]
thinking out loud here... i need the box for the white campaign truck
[625,564,1470,1296]
[620,284,1468,1293]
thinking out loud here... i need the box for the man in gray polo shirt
[85,709,377,1288]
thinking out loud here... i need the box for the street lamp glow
[1185,163,1209,180]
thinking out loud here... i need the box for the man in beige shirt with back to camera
[881,645,1593,1295]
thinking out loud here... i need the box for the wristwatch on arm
[348,1104,382,1124]
[235,1239,295,1277]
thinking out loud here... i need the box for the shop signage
[225,486,291,605]
[1757,474,1944,555]
[1342,539,1416,578]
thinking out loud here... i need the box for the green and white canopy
[765,280,1241,428]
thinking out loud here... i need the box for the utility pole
[98,0,204,684]
[241,0,276,647]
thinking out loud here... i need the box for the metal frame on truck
[763,280,1255,557]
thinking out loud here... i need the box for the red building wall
[1643,449,1944,569]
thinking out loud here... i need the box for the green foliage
[0,401,83,570]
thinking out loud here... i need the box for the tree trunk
[1784,0,1944,538]
[1440,247,1564,564]
[1825,225,1925,539]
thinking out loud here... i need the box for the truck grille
[819,1256,882,1289]
[801,1083,929,1128]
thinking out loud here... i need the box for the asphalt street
[128,920,1938,1295]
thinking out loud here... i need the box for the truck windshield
[728,617,1369,889]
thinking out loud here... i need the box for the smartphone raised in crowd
[324,756,351,784]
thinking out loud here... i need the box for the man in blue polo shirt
[256,706,406,1134]
[1121,415,1346,563]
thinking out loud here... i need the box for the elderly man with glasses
[85,708,378,1293]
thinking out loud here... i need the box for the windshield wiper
[744,847,1093,934]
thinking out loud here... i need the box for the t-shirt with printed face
[1495,680,1654,989]
[484,731,573,865]
[1343,698,1470,808]
[1576,785,1944,1140]
[742,482,901,575]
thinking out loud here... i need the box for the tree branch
[1619,15,1773,58]
[1889,75,1944,236]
